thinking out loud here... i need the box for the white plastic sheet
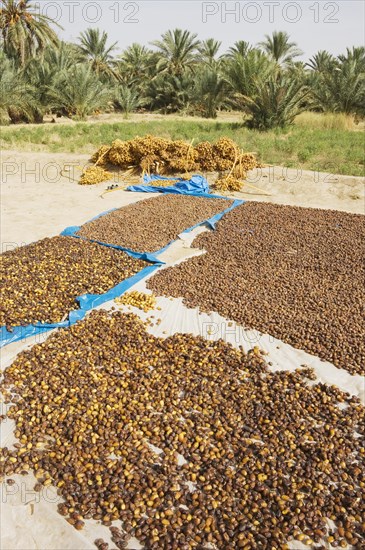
[1,226,363,550]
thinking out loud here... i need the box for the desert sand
[1,150,364,249]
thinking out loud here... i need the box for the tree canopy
[0,22,364,127]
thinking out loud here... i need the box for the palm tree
[0,0,61,65]
[338,46,365,70]
[244,72,309,129]
[0,51,35,122]
[116,43,158,89]
[145,71,193,113]
[114,85,146,118]
[118,43,154,72]
[23,42,77,122]
[225,49,275,103]
[259,31,302,65]
[224,50,308,128]
[77,28,118,78]
[198,38,221,65]
[22,55,52,122]
[194,66,227,118]
[313,58,365,116]
[151,28,200,75]
[307,50,336,72]
[44,41,78,72]
[226,40,252,59]
[48,64,113,119]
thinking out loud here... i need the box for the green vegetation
[295,112,358,131]
[1,1,364,129]
[0,1,364,176]
[1,117,363,176]
[0,0,60,65]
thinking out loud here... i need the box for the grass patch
[295,111,357,131]
[1,118,364,176]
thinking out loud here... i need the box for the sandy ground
[1,150,364,550]
[3,111,364,130]
[1,150,364,249]
[1,110,246,128]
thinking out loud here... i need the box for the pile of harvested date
[76,194,233,253]
[88,136,260,182]
[79,166,112,186]
[1,310,364,549]
[148,202,365,376]
[0,236,147,327]
[115,291,157,312]
[145,178,183,188]
[213,175,243,192]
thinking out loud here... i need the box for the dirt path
[1,150,364,249]
[1,110,244,128]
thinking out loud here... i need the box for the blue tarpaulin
[61,223,160,265]
[127,174,210,195]
[0,263,160,347]
[1,186,244,348]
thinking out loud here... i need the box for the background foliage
[1,1,364,128]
